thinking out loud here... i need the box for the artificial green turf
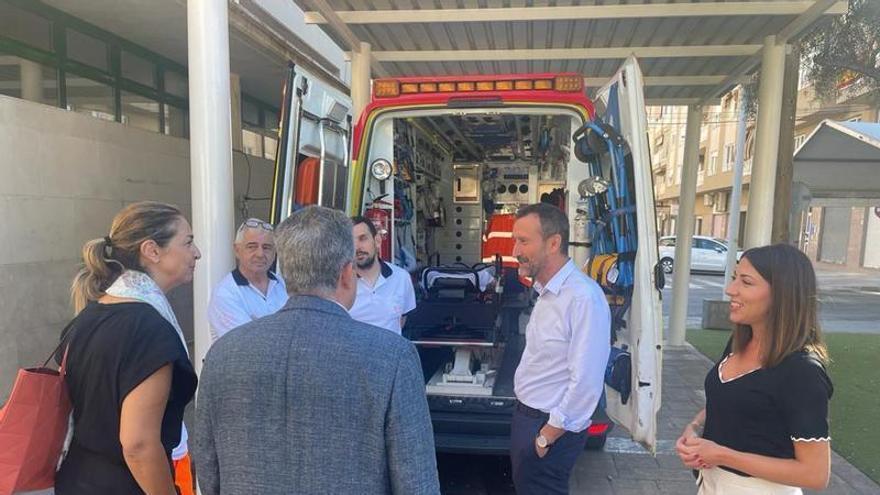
[686,329,880,485]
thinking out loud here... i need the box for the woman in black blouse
[676,244,832,494]
[55,202,200,495]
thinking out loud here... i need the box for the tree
[799,0,880,99]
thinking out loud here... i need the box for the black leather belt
[516,401,549,419]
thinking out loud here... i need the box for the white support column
[350,42,371,123]
[668,104,702,346]
[188,0,235,375]
[19,59,43,103]
[723,89,749,299]
[744,36,786,248]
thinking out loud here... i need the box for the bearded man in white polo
[348,216,416,334]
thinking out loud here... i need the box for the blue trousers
[509,407,587,494]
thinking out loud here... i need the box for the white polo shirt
[207,268,289,342]
[349,260,417,334]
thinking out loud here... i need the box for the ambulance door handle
[343,126,350,168]
[653,262,665,292]
[318,118,326,206]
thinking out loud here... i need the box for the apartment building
[649,82,879,271]
[649,88,752,243]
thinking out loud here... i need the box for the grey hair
[516,203,570,252]
[235,218,273,244]
[275,206,354,296]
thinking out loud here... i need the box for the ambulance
[269,57,664,454]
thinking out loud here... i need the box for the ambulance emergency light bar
[373,74,584,98]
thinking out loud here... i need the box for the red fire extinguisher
[364,194,393,261]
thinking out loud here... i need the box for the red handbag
[0,332,73,495]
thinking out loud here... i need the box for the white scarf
[105,269,190,459]
[105,270,189,357]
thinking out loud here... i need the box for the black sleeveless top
[54,302,197,494]
[703,341,833,477]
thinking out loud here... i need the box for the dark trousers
[510,405,587,495]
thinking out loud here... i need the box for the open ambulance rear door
[270,63,352,225]
[592,57,664,453]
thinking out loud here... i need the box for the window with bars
[0,0,279,141]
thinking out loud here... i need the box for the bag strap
[58,346,71,378]
[42,319,76,370]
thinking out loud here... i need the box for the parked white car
[657,235,743,274]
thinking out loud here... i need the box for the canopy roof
[300,0,847,105]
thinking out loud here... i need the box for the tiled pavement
[20,345,879,494]
[567,345,880,495]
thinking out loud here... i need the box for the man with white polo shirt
[510,203,611,495]
[207,218,288,342]
[349,216,416,334]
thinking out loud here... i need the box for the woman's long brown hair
[732,244,829,368]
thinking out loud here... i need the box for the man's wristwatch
[536,434,551,449]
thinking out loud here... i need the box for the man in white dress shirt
[510,203,611,494]
[207,218,288,342]
[348,216,416,334]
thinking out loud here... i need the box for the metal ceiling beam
[304,1,847,24]
[777,0,843,42]
[343,52,390,78]
[372,45,762,62]
[585,75,741,87]
[645,98,721,106]
[305,0,362,52]
[700,53,764,103]
[303,0,389,77]
[699,0,842,103]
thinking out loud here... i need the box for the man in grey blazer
[194,206,440,495]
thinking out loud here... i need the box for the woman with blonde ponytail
[70,236,122,314]
[56,201,200,495]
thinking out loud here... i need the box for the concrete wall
[818,207,851,264]
[0,95,275,401]
[807,206,878,271]
[845,208,866,269]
